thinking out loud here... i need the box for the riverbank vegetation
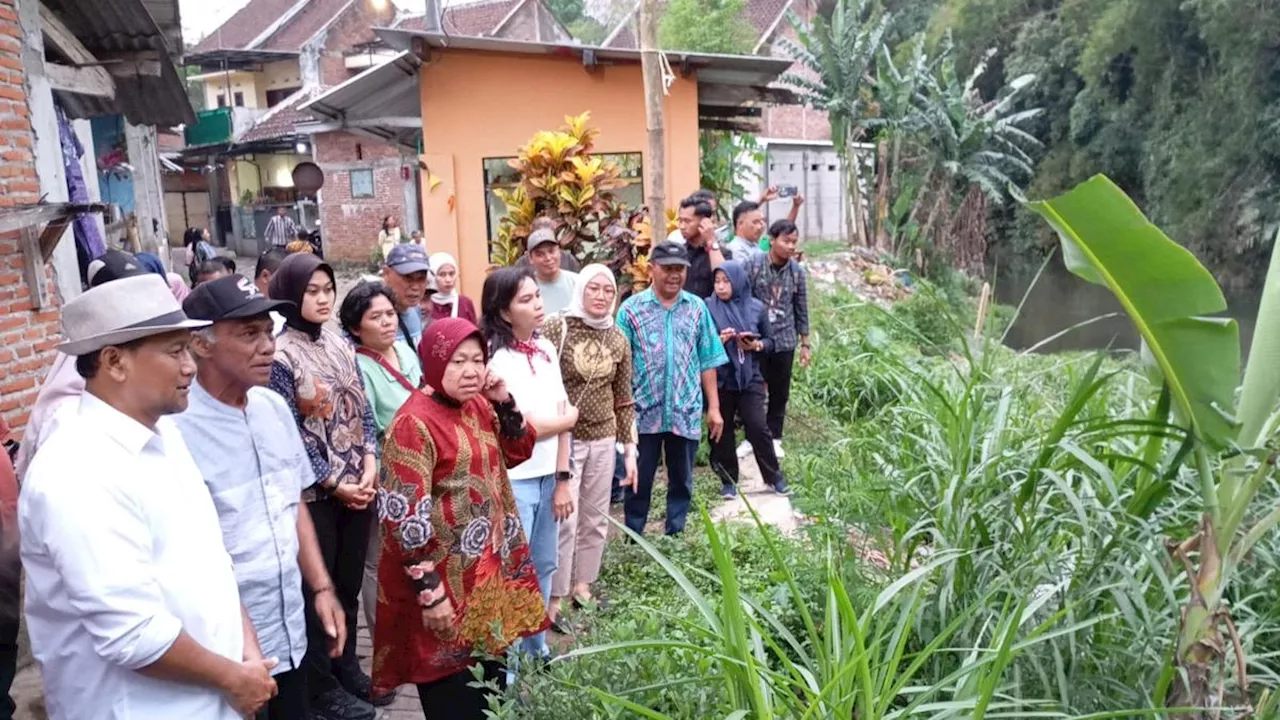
[472,177,1280,719]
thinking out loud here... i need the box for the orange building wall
[418,49,701,298]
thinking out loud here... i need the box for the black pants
[0,546,18,720]
[626,433,698,536]
[417,660,505,718]
[710,384,783,487]
[256,667,308,720]
[760,350,796,440]
[303,497,374,696]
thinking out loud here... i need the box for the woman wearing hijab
[373,317,548,718]
[706,261,789,498]
[426,252,477,323]
[267,253,383,717]
[481,267,576,659]
[540,264,637,626]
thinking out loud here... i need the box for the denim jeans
[511,474,558,657]
[625,433,698,536]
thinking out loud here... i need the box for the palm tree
[780,0,890,248]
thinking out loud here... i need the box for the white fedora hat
[59,274,210,356]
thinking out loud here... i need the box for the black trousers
[303,497,374,696]
[760,350,796,440]
[256,667,308,720]
[710,383,783,487]
[417,660,506,718]
[0,545,18,720]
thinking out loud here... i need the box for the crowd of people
[0,186,811,720]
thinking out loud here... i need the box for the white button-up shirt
[174,381,312,675]
[20,393,243,720]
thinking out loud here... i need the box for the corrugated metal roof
[41,0,194,126]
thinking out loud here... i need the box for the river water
[997,260,1261,356]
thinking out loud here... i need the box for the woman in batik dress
[372,317,548,718]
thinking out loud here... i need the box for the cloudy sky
[179,0,419,43]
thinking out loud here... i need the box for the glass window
[350,168,375,198]
[481,152,643,261]
[216,94,226,108]
[233,92,245,107]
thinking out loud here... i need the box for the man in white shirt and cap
[19,274,279,720]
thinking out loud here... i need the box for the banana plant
[1026,175,1280,712]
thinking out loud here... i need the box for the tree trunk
[639,0,666,224]
[874,138,890,251]
[846,139,867,247]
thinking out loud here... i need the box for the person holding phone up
[705,261,789,499]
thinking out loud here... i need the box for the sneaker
[336,665,394,706]
[773,439,786,459]
[721,482,738,499]
[736,440,752,458]
[769,478,791,496]
[308,687,376,720]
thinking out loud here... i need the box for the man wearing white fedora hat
[19,274,279,720]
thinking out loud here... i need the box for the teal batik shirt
[616,289,728,441]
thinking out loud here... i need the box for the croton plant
[492,112,676,295]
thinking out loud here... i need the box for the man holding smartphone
[744,220,811,459]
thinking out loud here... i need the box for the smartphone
[777,185,799,198]
[737,332,760,342]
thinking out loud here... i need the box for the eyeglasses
[584,284,616,298]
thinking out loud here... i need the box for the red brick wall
[0,0,62,436]
[763,0,831,142]
[315,131,412,264]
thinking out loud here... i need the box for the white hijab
[567,263,616,330]
[428,252,460,318]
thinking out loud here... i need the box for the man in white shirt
[20,274,278,720]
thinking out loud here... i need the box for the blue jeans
[625,433,698,536]
[511,474,558,657]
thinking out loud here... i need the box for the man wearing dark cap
[616,241,728,536]
[381,244,431,352]
[525,227,579,314]
[21,275,278,719]
[175,276,364,720]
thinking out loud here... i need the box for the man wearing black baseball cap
[174,276,367,720]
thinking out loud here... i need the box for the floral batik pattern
[371,392,547,692]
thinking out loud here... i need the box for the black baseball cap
[649,241,690,267]
[183,274,293,322]
[87,249,151,287]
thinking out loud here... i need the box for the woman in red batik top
[372,317,548,718]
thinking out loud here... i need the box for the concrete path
[708,449,803,536]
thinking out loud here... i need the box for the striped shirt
[264,214,298,247]
[174,381,312,675]
[617,289,728,440]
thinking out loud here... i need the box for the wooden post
[638,0,666,226]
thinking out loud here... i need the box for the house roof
[188,0,302,54]
[603,0,792,52]
[236,87,326,144]
[395,0,531,37]
[300,51,422,150]
[41,0,195,126]
[258,0,355,51]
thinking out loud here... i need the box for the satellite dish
[292,162,325,194]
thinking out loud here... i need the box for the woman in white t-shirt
[480,267,577,659]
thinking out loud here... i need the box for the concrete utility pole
[638,0,665,225]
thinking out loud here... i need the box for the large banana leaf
[1025,175,1240,448]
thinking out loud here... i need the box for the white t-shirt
[488,339,567,480]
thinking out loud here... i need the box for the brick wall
[0,0,63,436]
[315,131,412,264]
[763,0,831,142]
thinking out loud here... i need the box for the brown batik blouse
[540,315,636,443]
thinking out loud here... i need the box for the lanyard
[355,347,417,392]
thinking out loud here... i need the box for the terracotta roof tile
[259,0,354,51]
[396,0,523,36]
[189,0,300,54]
[237,87,325,143]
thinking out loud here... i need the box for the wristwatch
[709,241,721,252]
[556,471,573,482]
